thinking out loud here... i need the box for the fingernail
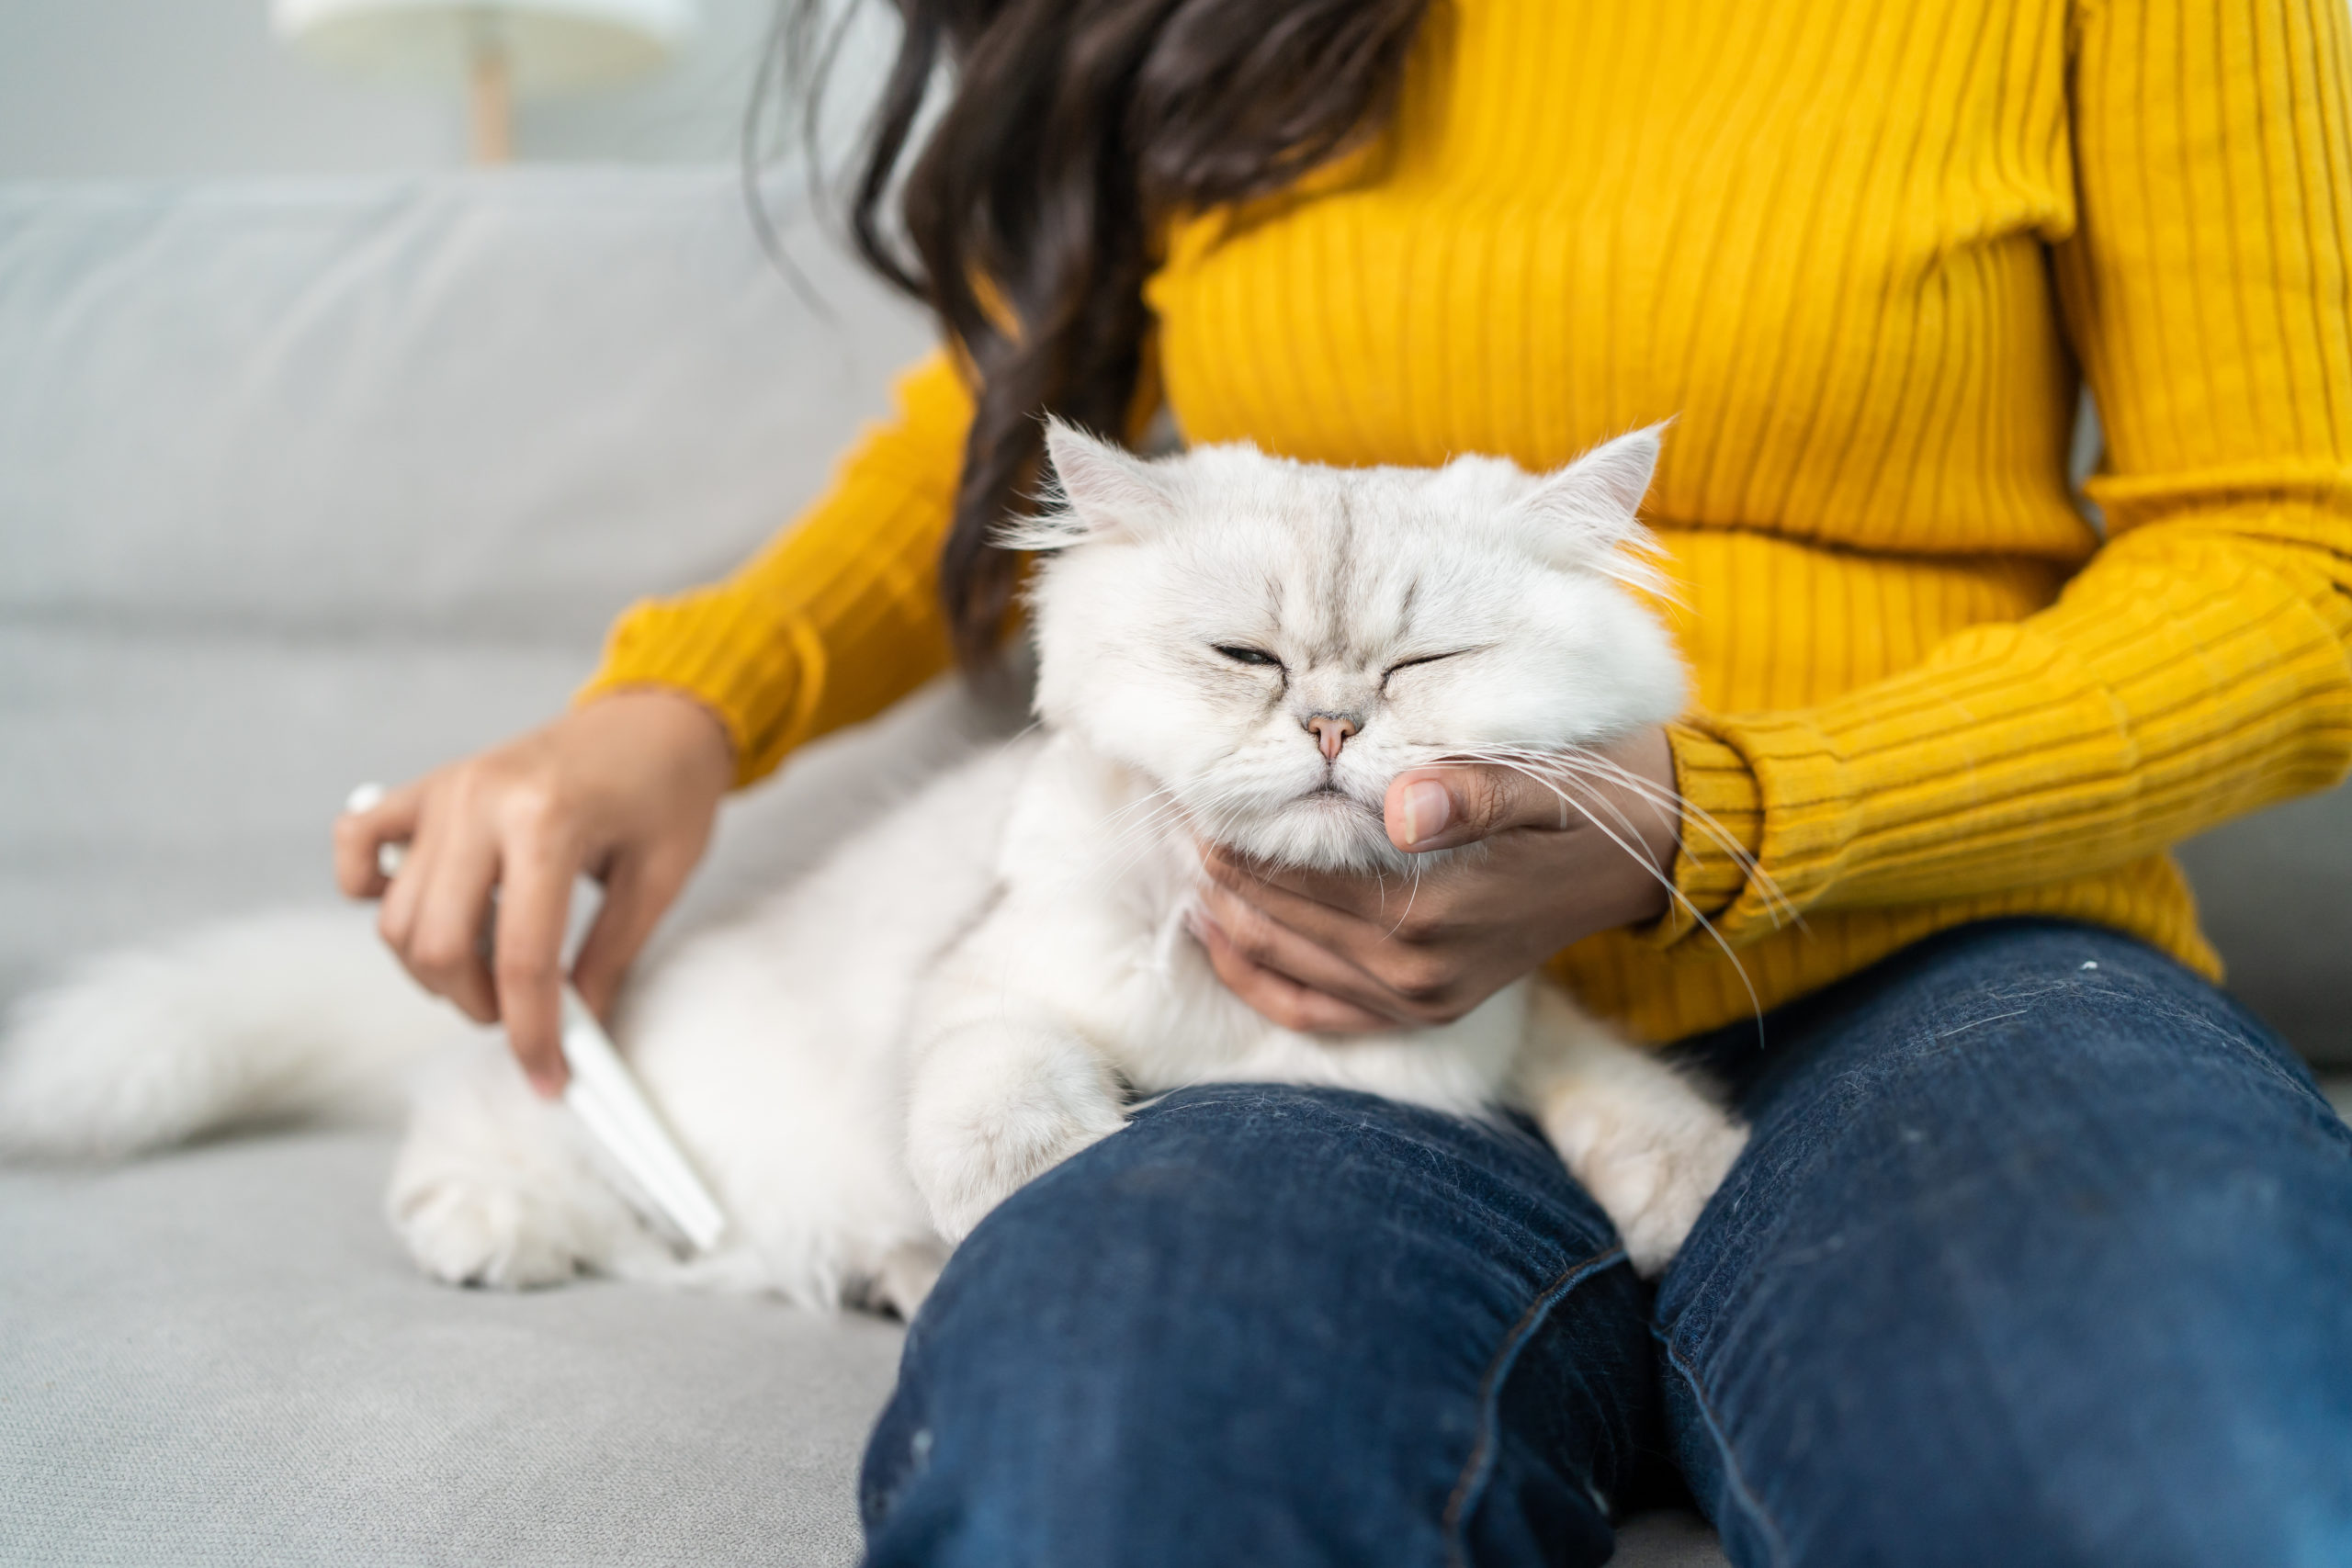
[1402,780,1453,845]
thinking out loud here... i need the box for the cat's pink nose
[1305,713,1359,761]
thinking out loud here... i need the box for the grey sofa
[3,170,2344,1566]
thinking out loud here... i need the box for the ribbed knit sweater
[582,0,2352,1043]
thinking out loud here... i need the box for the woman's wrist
[576,684,739,796]
[1590,722,1681,927]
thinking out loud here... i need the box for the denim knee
[1661,920,2352,1568]
[862,1083,1654,1568]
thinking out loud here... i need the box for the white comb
[345,783,726,1253]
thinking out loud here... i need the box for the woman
[336,0,2352,1561]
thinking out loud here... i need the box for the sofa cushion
[0,170,933,641]
[0,1127,903,1567]
[2174,799,2352,1063]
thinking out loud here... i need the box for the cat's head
[1016,423,1689,873]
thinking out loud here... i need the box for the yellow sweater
[583,0,2352,1043]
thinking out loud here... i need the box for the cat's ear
[1509,423,1671,592]
[1521,423,1665,527]
[999,421,1179,550]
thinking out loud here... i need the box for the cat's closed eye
[1381,649,1472,689]
[1214,645,1284,670]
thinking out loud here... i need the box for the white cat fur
[0,425,1747,1305]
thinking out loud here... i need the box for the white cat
[0,423,1747,1314]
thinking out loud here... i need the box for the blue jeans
[860,920,2352,1566]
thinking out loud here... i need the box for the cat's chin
[1215,793,1409,875]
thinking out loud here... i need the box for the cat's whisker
[1538,788,1768,1035]
[1094,791,1182,852]
[1378,858,1431,944]
[1436,744,1796,928]
[1091,773,1285,889]
[1428,749,1769,1033]
[1434,749,1661,873]
[1536,748,1763,891]
[1086,790,1176,854]
[1072,770,1257,889]
[1092,797,1200,885]
[1549,750,1799,929]
[1502,749,1799,940]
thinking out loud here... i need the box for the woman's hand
[1193,726,1680,1034]
[333,689,735,1095]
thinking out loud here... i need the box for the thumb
[1385,764,1576,853]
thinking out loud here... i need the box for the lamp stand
[469,47,514,164]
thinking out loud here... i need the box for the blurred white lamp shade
[273,0,698,163]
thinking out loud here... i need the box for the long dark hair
[757,0,1431,666]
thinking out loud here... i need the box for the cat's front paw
[905,1022,1128,1243]
[1575,1116,1748,1278]
[910,1100,1125,1243]
[390,1169,587,1289]
[389,1047,631,1290]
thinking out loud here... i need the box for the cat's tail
[0,908,458,1160]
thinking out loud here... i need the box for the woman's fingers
[359,779,504,1029]
[1200,846,1452,942]
[336,694,734,1088]
[403,815,503,1026]
[1194,882,1453,1026]
[492,826,577,1096]
[372,792,436,977]
[1192,913,1396,1034]
[1197,843,1424,926]
[334,781,423,897]
[1386,737,1681,860]
[1383,765,1583,852]
[1196,848,1475,1016]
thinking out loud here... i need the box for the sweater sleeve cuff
[575,588,823,788]
[1632,721,1767,949]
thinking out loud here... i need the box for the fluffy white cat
[0,424,1747,1313]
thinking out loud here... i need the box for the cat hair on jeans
[0,424,1747,1314]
